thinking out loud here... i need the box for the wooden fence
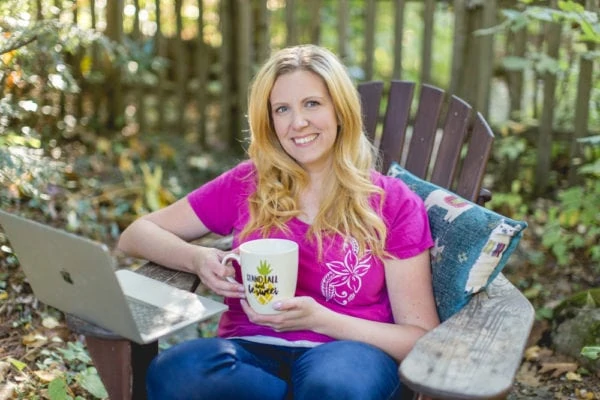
[31,0,600,194]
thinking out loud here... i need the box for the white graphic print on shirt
[321,238,372,305]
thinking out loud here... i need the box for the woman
[118,44,439,400]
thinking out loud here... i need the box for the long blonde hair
[242,44,388,258]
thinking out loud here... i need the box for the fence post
[286,0,297,46]
[569,0,598,184]
[233,0,252,150]
[421,0,435,85]
[338,0,350,64]
[535,0,562,196]
[105,0,124,131]
[254,0,270,64]
[507,27,527,119]
[195,0,209,147]
[392,0,406,80]
[132,0,147,135]
[174,0,187,135]
[449,0,466,100]
[309,0,322,45]
[364,0,377,81]
[219,0,233,148]
[476,0,496,117]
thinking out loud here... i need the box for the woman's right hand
[192,246,245,298]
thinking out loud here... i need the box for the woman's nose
[292,113,309,130]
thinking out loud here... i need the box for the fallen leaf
[539,362,578,378]
[6,357,26,372]
[0,361,10,382]
[33,369,62,383]
[0,382,16,400]
[525,345,541,361]
[21,332,48,347]
[575,388,594,399]
[42,316,61,329]
[565,371,582,382]
[524,345,553,362]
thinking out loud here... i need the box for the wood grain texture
[85,336,132,400]
[399,273,535,400]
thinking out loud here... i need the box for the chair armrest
[399,273,534,400]
[476,187,492,205]
[136,261,200,291]
[135,233,234,291]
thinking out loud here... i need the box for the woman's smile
[293,133,319,145]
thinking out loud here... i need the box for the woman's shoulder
[370,169,424,207]
[215,159,257,182]
[371,169,410,192]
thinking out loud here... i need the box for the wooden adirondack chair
[67,80,535,400]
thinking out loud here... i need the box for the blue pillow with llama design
[387,162,527,321]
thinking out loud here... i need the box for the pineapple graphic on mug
[249,260,278,305]
[221,239,299,314]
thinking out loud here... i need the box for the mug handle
[221,253,240,283]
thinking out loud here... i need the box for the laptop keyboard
[125,296,189,335]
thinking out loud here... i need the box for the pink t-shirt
[187,161,433,344]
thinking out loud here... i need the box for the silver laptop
[0,209,227,344]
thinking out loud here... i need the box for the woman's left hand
[240,296,328,332]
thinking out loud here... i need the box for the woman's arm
[241,250,439,361]
[117,197,244,298]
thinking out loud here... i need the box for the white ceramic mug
[222,238,299,314]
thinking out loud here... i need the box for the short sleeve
[187,161,255,236]
[376,173,433,259]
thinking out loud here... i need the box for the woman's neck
[298,168,334,225]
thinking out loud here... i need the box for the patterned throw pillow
[387,162,527,321]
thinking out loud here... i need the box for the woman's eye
[306,100,319,108]
[275,106,288,114]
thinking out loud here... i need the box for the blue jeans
[146,338,405,400]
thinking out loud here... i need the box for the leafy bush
[536,136,600,267]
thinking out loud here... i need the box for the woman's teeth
[294,134,317,144]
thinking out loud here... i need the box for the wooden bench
[67,81,535,400]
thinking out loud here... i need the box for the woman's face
[269,70,338,173]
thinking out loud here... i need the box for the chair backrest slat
[404,84,445,179]
[357,80,494,204]
[378,80,415,173]
[455,113,494,201]
[357,81,384,142]
[429,95,472,189]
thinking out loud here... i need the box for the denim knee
[146,337,288,400]
[146,338,236,399]
[292,340,402,400]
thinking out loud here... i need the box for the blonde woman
[118,44,439,400]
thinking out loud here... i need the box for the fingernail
[273,301,282,310]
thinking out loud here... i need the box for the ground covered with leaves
[1,135,599,399]
[503,246,600,399]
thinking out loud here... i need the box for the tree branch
[0,35,38,56]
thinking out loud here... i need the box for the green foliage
[582,346,600,361]
[482,0,600,44]
[37,342,108,399]
[535,138,600,267]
